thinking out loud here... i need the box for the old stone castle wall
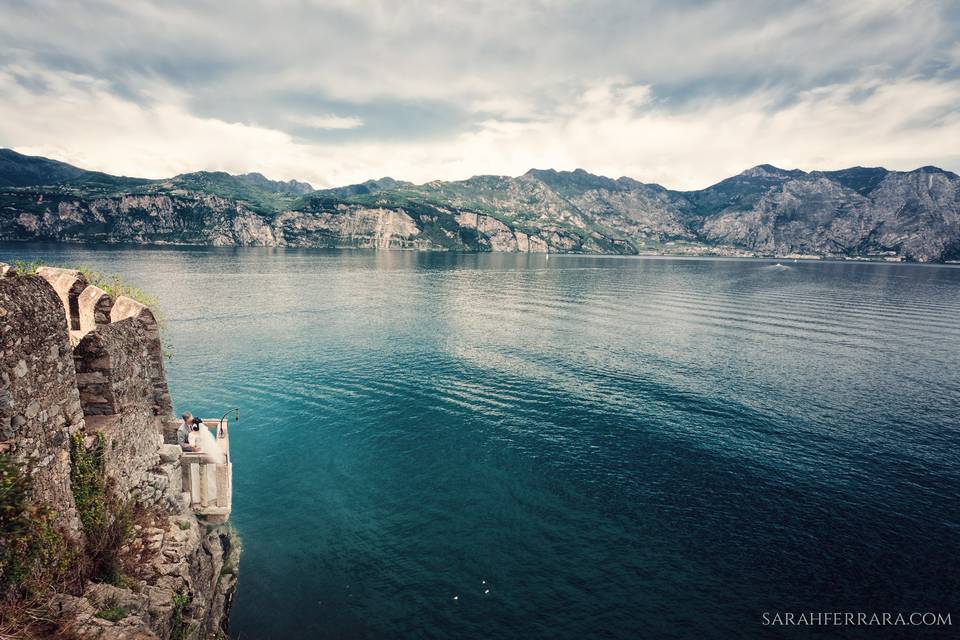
[0,263,238,639]
[0,274,84,534]
[1,266,174,505]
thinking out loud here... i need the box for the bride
[195,421,225,464]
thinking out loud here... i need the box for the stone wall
[0,273,83,533]
[78,284,114,334]
[84,413,162,502]
[112,297,173,416]
[74,318,157,416]
[1,269,185,518]
[36,265,87,335]
[0,272,175,533]
[0,264,238,639]
[137,444,187,514]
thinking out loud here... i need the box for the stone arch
[78,284,114,335]
[36,266,88,334]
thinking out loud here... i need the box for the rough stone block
[159,444,182,463]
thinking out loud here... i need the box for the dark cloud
[4,1,957,117]
[0,0,958,186]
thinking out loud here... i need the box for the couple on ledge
[177,411,225,464]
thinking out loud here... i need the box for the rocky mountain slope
[1,149,958,261]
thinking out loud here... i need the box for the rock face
[0,275,84,535]
[1,148,959,261]
[0,266,239,639]
[49,469,239,640]
[50,512,239,640]
[690,165,960,262]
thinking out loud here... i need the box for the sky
[1,0,959,190]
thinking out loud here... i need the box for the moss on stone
[95,604,127,622]
[69,431,109,534]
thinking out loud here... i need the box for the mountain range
[1,148,958,262]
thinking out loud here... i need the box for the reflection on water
[4,244,960,639]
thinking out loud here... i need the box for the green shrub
[0,455,77,606]
[9,259,44,275]
[171,590,192,640]
[74,267,160,312]
[69,431,134,586]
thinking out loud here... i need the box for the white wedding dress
[196,424,225,464]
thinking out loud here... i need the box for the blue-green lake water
[4,244,960,638]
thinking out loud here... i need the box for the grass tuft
[9,259,45,275]
[74,267,160,312]
[95,604,127,622]
[170,590,192,640]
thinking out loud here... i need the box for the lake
[4,244,959,638]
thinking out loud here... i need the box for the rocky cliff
[687,165,960,262]
[1,149,958,261]
[0,264,239,639]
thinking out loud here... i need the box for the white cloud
[1,0,951,111]
[288,114,364,130]
[377,76,960,189]
[0,62,318,182]
[1,60,959,190]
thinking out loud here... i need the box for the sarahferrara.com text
[762,612,951,627]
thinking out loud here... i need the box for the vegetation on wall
[0,455,79,638]
[69,431,107,535]
[95,601,128,622]
[69,431,134,586]
[170,590,193,640]
[74,266,161,313]
[0,455,76,602]
[8,259,44,275]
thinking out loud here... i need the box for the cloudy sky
[1,0,959,189]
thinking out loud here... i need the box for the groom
[177,411,200,451]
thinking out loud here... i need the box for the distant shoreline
[2,239,958,267]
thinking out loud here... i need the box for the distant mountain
[690,165,960,261]
[315,177,413,198]
[1,148,958,261]
[0,149,86,187]
[236,172,314,196]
